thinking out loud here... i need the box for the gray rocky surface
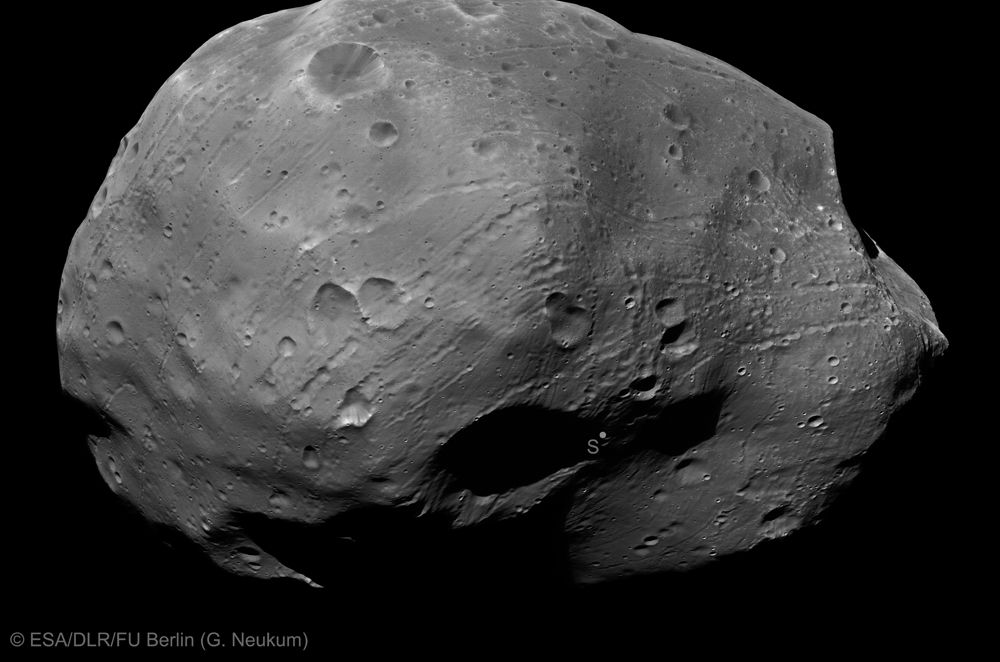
[56,0,947,585]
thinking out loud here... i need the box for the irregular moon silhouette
[57,0,947,585]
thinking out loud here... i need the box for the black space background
[10,0,981,650]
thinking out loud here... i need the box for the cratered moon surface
[56,0,947,586]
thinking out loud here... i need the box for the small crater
[662,103,690,130]
[655,297,684,325]
[277,336,297,358]
[302,446,320,470]
[368,121,399,147]
[308,42,384,97]
[453,0,501,18]
[605,38,624,55]
[269,491,292,510]
[357,277,407,327]
[108,457,122,485]
[760,507,800,539]
[629,375,658,392]
[472,136,499,157]
[235,546,262,564]
[543,21,570,37]
[311,282,359,322]
[320,161,341,177]
[544,292,591,350]
[747,168,771,193]
[660,321,687,348]
[337,387,375,428]
[105,321,125,346]
[761,505,789,523]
